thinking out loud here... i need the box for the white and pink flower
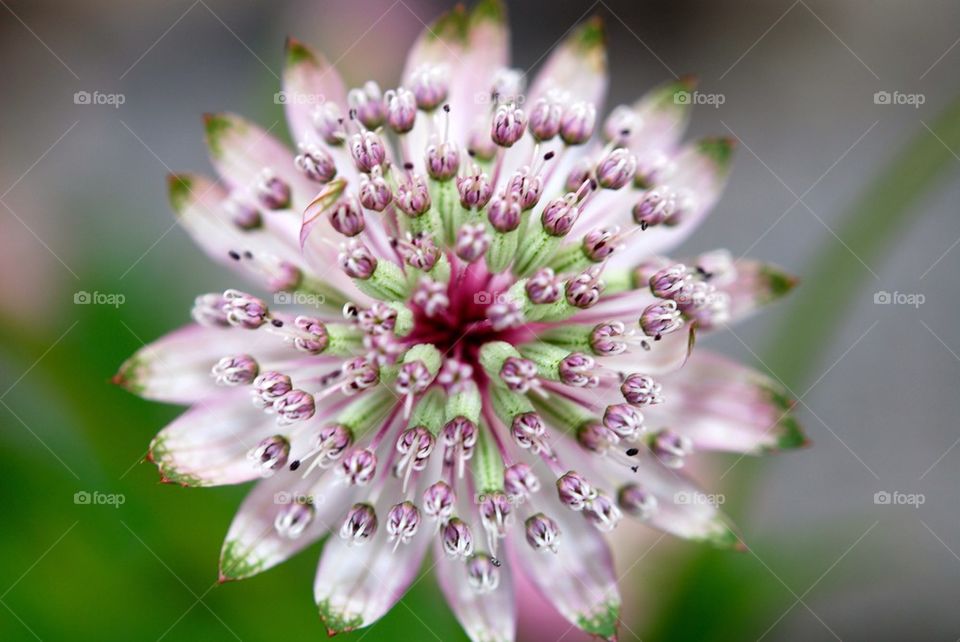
[116,2,806,640]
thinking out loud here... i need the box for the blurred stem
[647,96,960,641]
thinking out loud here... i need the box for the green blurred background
[2,0,959,640]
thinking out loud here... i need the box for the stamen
[247,435,290,476]
[337,448,378,486]
[441,416,478,479]
[211,354,259,385]
[620,374,663,407]
[441,517,474,560]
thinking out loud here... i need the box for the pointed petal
[528,17,608,108]
[599,325,695,375]
[710,257,798,328]
[282,37,348,146]
[313,496,432,634]
[553,435,738,547]
[114,323,306,405]
[453,0,510,139]
[203,112,315,209]
[149,389,293,487]
[167,173,322,293]
[434,541,516,642]
[625,76,698,157]
[508,491,620,639]
[648,350,808,453]
[629,138,734,256]
[220,469,358,581]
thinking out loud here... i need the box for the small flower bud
[248,435,290,475]
[557,471,597,511]
[358,170,393,211]
[386,501,421,546]
[487,299,523,331]
[633,187,677,229]
[441,416,478,466]
[328,195,365,237]
[565,268,605,309]
[510,412,545,451]
[505,168,543,211]
[273,389,316,425]
[577,421,618,454]
[456,171,493,209]
[395,360,433,398]
[397,232,441,271]
[292,316,329,354]
[357,302,398,335]
[252,371,292,409]
[255,169,291,210]
[590,321,628,356]
[491,103,526,147]
[565,158,593,193]
[426,141,460,181]
[640,299,684,339]
[442,517,474,559]
[525,268,562,304]
[528,95,563,141]
[596,148,637,190]
[224,197,261,230]
[340,503,378,544]
[584,492,623,532]
[455,222,490,263]
[212,354,259,385]
[275,501,314,539]
[634,151,673,189]
[500,357,538,393]
[559,352,599,387]
[384,88,417,133]
[651,429,693,468]
[618,484,658,518]
[348,80,385,129]
[395,173,432,217]
[395,426,435,474]
[603,403,644,441]
[526,513,561,552]
[340,357,379,394]
[312,102,347,145]
[486,195,521,233]
[338,448,378,485]
[413,277,449,317]
[621,374,663,407]
[423,481,456,522]
[222,289,268,329]
[649,264,689,299]
[295,142,337,183]
[349,131,386,173]
[467,553,501,593]
[541,196,581,236]
[559,101,596,145]
[479,492,512,541]
[582,226,622,262]
[504,462,540,501]
[338,239,377,279]
[409,64,449,111]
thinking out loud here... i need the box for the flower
[115,2,807,640]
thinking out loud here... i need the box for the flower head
[119,5,805,641]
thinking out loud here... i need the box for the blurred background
[1,0,958,640]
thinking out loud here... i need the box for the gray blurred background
[1,0,958,640]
